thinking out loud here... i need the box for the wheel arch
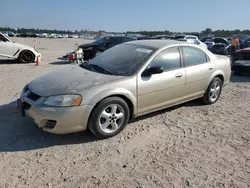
[88,93,135,121]
[18,49,36,62]
[205,70,225,91]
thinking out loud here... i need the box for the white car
[0,32,42,63]
[184,35,199,40]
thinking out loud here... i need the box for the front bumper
[18,92,94,134]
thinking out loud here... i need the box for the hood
[28,65,124,96]
[213,38,228,44]
[79,42,99,49]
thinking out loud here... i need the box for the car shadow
[230,73,250,82]
[0,59,20,64]
[0,98,203,152]
[50,61,70,65]
[0,100,98,152]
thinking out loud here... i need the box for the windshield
[82,44,155,76]
[95,37,110,43]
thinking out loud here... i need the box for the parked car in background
[226,37,232,44]
[184,35,199,40]
[17,32,38,38]
[240,36,250,49]
[49,33,57,38]
[209,43,227,55]
[57,34,63,38]
[204,39,215,48]
[67,36,134,60]
[0,32,42,63]
[178,39,207,48]
[62,34,69,38]
[7,31,16,37]
[171,35,186,40]
[208,37,231,55]
[39,33,49,38]
[136,35,150,40]
[150,35,170,39]
[231,48,250,75]
[19,40,231,138]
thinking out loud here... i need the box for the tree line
[126,28,250,38]
[1,27,250,38]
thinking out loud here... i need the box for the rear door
[181,46,215,98]
[137,46,186,115]
[0,34,14,57]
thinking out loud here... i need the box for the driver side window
[149,47,181,71]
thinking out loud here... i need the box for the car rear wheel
[201,77,222,105]
[88,97,130,139]
[18,50,35,63]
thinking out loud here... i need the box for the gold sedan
[18,40,231,138]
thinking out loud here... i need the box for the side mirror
[142,66,164,77]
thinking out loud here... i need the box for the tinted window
[194,40,200,45]
[149,47,181,71]
[95,37,110,43]
[182,46,208,66]
[110,37,122,44]
[122,37,133,42]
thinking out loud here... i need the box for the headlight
[20,85,28,97]
[44,95,82,107]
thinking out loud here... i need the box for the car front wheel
[202,77,222,105]
[18,51,35,63]
[88,97,130,139]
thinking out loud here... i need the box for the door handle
[208,67,213,70]
[175,73,183,78]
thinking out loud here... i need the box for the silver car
[18,40,231,138]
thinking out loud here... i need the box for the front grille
[27,92,41,101]
[45,120,57,129]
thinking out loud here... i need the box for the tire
[201,77,222,105]
[88,97,130,139]
[18,50,35,63]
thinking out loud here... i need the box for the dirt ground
[0,38,250,188]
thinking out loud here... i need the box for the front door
[137,46,186,115]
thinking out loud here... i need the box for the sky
[1,0,250,32]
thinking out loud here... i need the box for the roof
[126,39,185,49]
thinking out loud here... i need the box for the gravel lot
[0,38,250,188]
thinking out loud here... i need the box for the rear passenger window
[149,47,181,71]
[182,46,208,66]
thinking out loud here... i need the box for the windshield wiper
[89,64,113,75]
